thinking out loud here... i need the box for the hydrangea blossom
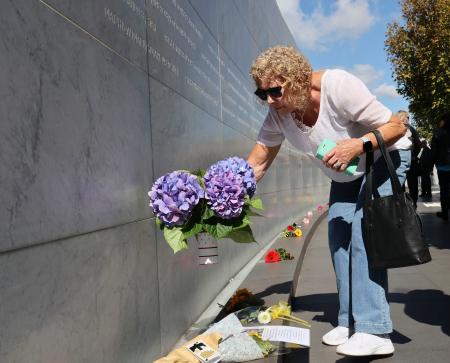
[203,168,246,219]
[148,171,204,226]
[207,157,256,197]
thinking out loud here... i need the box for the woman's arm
[323,114,407,171]
[247,143,281,182]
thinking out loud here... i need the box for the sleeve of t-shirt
[330,70,392,127]
[256,108,285,147]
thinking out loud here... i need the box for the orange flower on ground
[265,249,281,263]
[225,288,264,312]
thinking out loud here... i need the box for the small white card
[243,325,310,347]
[185,339,221,363]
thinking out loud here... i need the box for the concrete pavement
[292,190,450,362]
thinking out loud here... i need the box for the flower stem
[277,315,311,328]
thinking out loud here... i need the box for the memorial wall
[0,0,329,361]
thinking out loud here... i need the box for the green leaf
[182,222,204,239]
[244,205,265,217]
[163,226,188,253]
[216,222,234,238]
[155,218,163,230]
[250,335,276,357]
[227,225,256,243]
[247,197,264,210]
[193,168,206,177]
[238,212,251,228]
[203,223,219,239]
[179,202,204,239]
[202,206,215,220]
[202,220,233,239]
[276,248,288,260]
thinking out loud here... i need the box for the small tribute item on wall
[198,236,218,266]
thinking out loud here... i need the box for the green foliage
[160,197,263,253]
[245,196,264,210]
[415,124,434,141]
[275,248,294,260]
[163,226,189,253]
[250,334,277,357]
[385,0,450,128]
[227,225,256,243]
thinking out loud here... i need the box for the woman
[431,113,450,221]
[247,46,411,357]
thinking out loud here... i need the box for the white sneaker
[336,332,394,356]
[322,326,350,346]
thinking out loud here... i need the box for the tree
[385,0,450,134]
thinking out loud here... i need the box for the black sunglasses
[254,86,283,101]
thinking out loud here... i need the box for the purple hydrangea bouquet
[148,157,264,253]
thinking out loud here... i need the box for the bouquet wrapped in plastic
[148,157,264,253]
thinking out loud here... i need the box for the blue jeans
[328,149,411,334]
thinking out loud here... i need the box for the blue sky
[276,0,409,115]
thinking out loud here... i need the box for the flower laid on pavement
[303,217,310,225]
[282,222,303,238]
[260,301,311,328]
[235,306,265,324]
[149,157,264,253]
[265,248,294,263]
[307,211,313,217]
[265,249,281,263]
[257,310,272,324]
[247,331,277,357]
[222,288,264,313]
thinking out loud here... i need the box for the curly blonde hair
[250,46,312,110]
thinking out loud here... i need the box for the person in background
[247,46,411,357]
[418,138,433,199]
[396,110,422,208]
[431,113,450,221]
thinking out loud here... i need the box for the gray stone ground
[292,190,450,363]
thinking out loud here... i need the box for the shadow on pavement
[335,354,393,363]
[419,213,450,250]
[253,281,292,300]
[291,293,339,326]
[389,329,411,344]
[389,289,450,337]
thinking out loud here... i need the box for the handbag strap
[365,129,403,199]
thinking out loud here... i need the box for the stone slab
[0,220,160,363]
[0,0,153,252]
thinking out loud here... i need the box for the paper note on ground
[243,326,310,347]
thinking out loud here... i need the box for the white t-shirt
[257,69,412,182]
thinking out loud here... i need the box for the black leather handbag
[362,130,432,269]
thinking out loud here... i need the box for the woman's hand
[322,138,363,172]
